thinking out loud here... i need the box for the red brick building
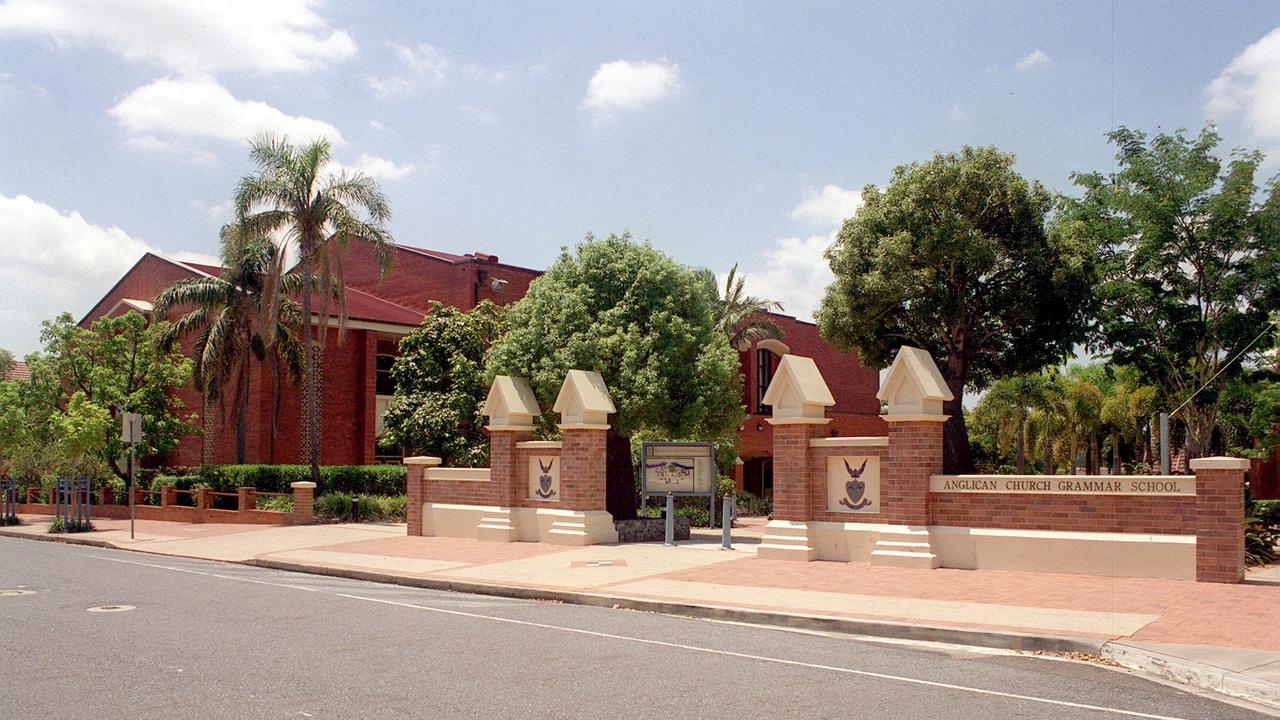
[81,243,884,487]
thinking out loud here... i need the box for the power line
[1170,318,1278,417]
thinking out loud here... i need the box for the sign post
[121,412,142,540]
[640,442,716,535]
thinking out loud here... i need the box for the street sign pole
[121,412,141,540]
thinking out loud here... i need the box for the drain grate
[0,589,35,597]
[86,604,135,613]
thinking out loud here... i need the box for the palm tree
[699,264,784,351]
[1062,370,1104,475]
[233,135,394,482]
[974,374,1044,473]
[153,229,305,463]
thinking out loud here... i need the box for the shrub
[149,465,407,496]
[256,495,294,513]
[1246,519,1279,566]
[48,517,93,533]
[639,500,713,527]
[315,492,407,522]
[735,492,771,517]
[1249,499,1280,528]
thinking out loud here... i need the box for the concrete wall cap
[403,456,443,466]
[762,355,836,409]
[1189,457,1252,471]
[290,481,317,489]
[515,440,563,449]
[765,417,832,426]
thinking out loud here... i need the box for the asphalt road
[0,537,1272,720]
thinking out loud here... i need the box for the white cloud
[330,153,416,181]
[728,233,836,322]
[192,199,233,225]
[1013,49,1052,72]
[0,0,355,75]
[947,102,970,123]
[367,42,504,97]
[788,185,862,228]
[109,77,344,154]
[0,193,216,354]
[1207,27,1280,143]
[580,58,681,120]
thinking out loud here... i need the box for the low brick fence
[14,481,316,525]
[757,347,1249,583]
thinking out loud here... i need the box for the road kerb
[1102,641,1280,710]
[244,557,1102,654]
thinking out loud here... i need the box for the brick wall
[514,445,567,510]
[807,443,889,524]
[771,423,819,522]
[928,493,1198,533]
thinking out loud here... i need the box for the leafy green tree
[6,312,194,482]
[698,264,784,350]
[818,146,1098,472]
[1220,372,1280,457]
[0,348,12,378]
[1067,127,1280,458]
[487,234,745,519]
[381,302,505,466]
[153,229,305,463]
[234,134,395,482]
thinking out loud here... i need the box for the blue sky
[1,1,1279,356]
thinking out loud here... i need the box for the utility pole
[121,412,142,540]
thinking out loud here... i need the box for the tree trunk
[1043,432,1054,474]
[1089,432,1100,475]
[1014,420,1026,474]
[1069,436,1079,475]
[605,429,637,520]
[1111,430,1121,475]
[301,250,320,484]
[940,355,974,474]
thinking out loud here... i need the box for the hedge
[149,464,406,496]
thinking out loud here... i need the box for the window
[375,354,396,396]
[755,348,773,414]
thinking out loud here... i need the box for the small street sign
[121,412,142,444]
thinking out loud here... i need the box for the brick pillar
[161,486,175,508]
[771,422,818,522]
[489,430,532,508]
[882,419,944,527]
[559,427,607,512]
[237,486,256,517]
[732,459,744,494]
[872,416,946,569]
[403,457,440,536]
[289,481,316,525]
[1190,457,1248,583]
[193,487,209,523]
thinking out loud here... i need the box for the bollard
[664,492,675,546]
[721,494,732,550]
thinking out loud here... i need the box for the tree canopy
[0,312,194,482]
[817,146,1098,471]
[486,233,744,518]
[381,301,505,466]
[1066,126,1280,458]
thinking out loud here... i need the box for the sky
[1,1,1280,357]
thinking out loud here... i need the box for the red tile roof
[341,287,424,327]
[3,360,29,382]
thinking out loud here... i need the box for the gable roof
[483,375,541,419]
[762,355,836,407]
[876,346,952,403]
[553,369,616,415]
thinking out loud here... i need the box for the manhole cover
[0,589,35,597]
[86,605,135,613]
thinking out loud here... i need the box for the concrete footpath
[6,513,1280,710]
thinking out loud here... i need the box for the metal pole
[664,492,674,546]
[709,491,715,528]
[1159,412,1170,475]
[129,443,136,540]
[721,495,732,550]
